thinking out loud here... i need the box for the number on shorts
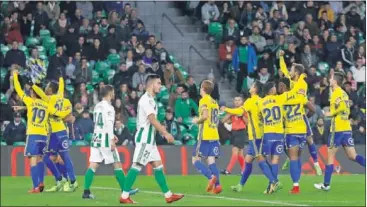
[263,106,281,123]
[284,104,301,119]
[32,108,46,123]
[94,112,104,128]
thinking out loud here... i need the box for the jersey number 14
[94,112,104,128]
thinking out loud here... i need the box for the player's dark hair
[145,74,160,85]
[100,85,114,97]
[334,72,345,86]
[253,81,263,95]
[263,82,276,96]
[293,63,305,75]
[48,81,59,94]
[279,77,290,90]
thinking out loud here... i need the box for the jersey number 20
[263,106,281,123]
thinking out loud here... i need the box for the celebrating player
[278,77,316,194]
[82,85,138,199]
[222,81,281,194]
[32,78,77,192]
[13,72,49,193]
[279,52,322,175]
[191,80,222,194]
[314,72,366,191]
[221,96,247,175]
[120,75,184,204]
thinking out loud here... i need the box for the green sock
[154,167,170,193]
[114,168,125,191]
[123,168,140,192]
[84,168,95,190]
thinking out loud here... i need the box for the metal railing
[161,13,184,63]
[188,45,207,74]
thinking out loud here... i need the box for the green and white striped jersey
[135,92,157,145]
[91,100,115,148]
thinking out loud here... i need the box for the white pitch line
[93,186,309,206]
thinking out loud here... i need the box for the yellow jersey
[13,73,49,136]
[283,92,308,134]
[225,95,263,140]
[32,78,71,133]
[198,94,219,141]
[330,87,351,132]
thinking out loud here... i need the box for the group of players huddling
[14,49,365,204]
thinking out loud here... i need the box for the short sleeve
[141,98,156,117]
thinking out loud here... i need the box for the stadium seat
[0,67,7,83]
[1,44,10,54]
[39,29,51,40]
[86,83,94,94]
[102,69,116,84]
[65,85,75,95]
[208,22,223,43]
[127,117,137,132]
[95,61,110,74]
[225,140,231,145]
[18,45,28,53]
[1,142,7,146]
[13,142,26,146]
[72,140,88,146]
[42,37,56,51]
[0,93,8,104]
[318,62,330,75]
[84,133,93,143]
[36,46,46,56]
[25,37,40,47]
[107,53,121,65]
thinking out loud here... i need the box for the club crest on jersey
[62,140,69,149]
[276,145,283,153]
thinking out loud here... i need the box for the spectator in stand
[268,9,281,30]
[65,57,76,82]
[3,112,26,145]
[142,48,154,66]
[302,1,317,20]
[158,108,182,145]
[87,23,103,44]
[270,1,288,20]
[123,3,133,18]
[79,18,92,35]
[4,40,26,68]
[163,61,185,90]
[104,1,124,16]
[128,9,140,30]
[301,44,318,71]
[350,58,366,88]
[154,41,170,62]
[185,75,199,103]
[207,72,220,101]
[344,81,358,105]
[76,2,93,20]
[132,64,148,89]
[219,2,231,24]
[238,2,255,30]
[6,23,23,45]
[308,95,323,127]
[33,2,49,37]
[89,38,106,62]
[73,83,93,107]
[255,5,268,22]
[262,22,275,45]
[106,25,121,53]
[74,58,92,85]
[93,81,105,105]
[232,36,257,93]
[125,50,135,69]
[341,40,355,69]
[73,36,90,59]
[218,37,236,83]
[313,76,330,109]
[312,117,328,145]
[249,26,266,52]
[71,9,83,27]
[174,89,198,123]
[67,115,83,140]
[201,1,220,28]
[346,6,362,29]
[310,34,325,60]
[223,18,240,43]
[257,67,271,84]
[325,34,342,65]
[230,1,245,23]
[53,12,69,42]
[114,119,133,146]
[62,25,79,57]
[146,59,164,82]
[306,66,320,93]
[20,12,33,38]
[77,110,94,138]
[319,11,333,30]
[305,13,319,37]
[117,15,132,43]
[108,10,120,26]
[132,20,149,42]
[44,1,60,21]
[60,1,76,17]
[145,35,157,50]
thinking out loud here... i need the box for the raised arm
[32,84,49,102]
[279,51,290,79]
[58,76,64,97]
[13,72,32,105]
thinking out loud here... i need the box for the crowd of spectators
[0,1,366,146]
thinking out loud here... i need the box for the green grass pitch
[1,175,365,206]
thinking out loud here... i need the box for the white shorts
[89,147,121,164]
[132,143,161,166]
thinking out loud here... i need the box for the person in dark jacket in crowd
[341,40,355,69]
[70,35,90,59]
[257,49,274,76]
[325,34,342,65]
[62,25,79,56]
[60,1,77,16]
[86,23,103,44]
[132,20,149,42]
[3,112,26,145]
[223,18,241,43]
[113,62,132,88]
[185,75,199,103]
[117,15,132,43]
[306,66,320,94]
[114,119,133,146]
[89,38,106,62]
[77,110,94,138]
[106,25,121,53]
[4,40,26,68]
[311,117,329,145]
[67,115,84,140]
[33,2,49,37]
[146,59,164,82]
[74,58,92,85]
[47,45,67,81]
[351,115,366,144]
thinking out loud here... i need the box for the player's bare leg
[28,156,41,193]
[207,156,222,194]
[192,156,217,192]
[288,146,301,194]
[314,147,338,191]
[231,155,254,192]
[307,136,322,175]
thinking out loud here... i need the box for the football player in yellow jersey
[32,79,77,192]
[314,72,365,191]
[279,51,322,175]
[191,80,222,194]
[13,72,49,193]
[221,81,282,194]
[278,78,316,194]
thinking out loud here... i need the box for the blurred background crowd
[0,1,365,147]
